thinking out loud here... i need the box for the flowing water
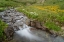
[0,9,64,42]
[15,24,42,42]
[13,24,64,42]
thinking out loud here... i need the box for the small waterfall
[15,24,41,40]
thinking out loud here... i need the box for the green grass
[44,21,61,31]
[0,7,6,12]
[0,0,23,7]
[0,0,23,11]
[43,0,64,9]
[16,4,64,31]
[0,0,64,34]
[0,19,8,41]
[16,0,64,32]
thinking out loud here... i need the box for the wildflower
[33,5,61,13]
[22,9,25,10]
[30,12,38,16]
[30,12,34,14]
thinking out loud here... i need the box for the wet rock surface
[0,9,64,42]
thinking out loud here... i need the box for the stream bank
[0,9,64,42]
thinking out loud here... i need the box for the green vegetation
[0,0,21,7]
[16,5,64,31]
[16,0,64,31]
[0,19,8,41]
[0,0,64,37]
[43,0,64,9]
[0,7,6,12]
[44,21,61,31]
[0,0,22,12]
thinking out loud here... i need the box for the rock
[13,21,23,26]
[13,26,20,31]
[2,16,12,22]
[15,12,24,16]
[29,20,46,30]
[4,25,14,40]
[8,13,16,17]
[35,21,42,29]
[30,20,58,36]
[49,30,58,37]
[30,20,36,27]
[13,16,23,20]
[24,17,30,25]
[5,10,11,13]
[8,39,18,42]
[30,27,37,31]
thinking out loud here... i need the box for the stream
[0,9,64,42]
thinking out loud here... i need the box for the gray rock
[4,25,14,40]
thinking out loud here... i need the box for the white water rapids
[15,24,41,41]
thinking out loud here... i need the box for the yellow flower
[32,5,64,13]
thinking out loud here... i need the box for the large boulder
[35,21,42,29]
[29,20,46,30]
